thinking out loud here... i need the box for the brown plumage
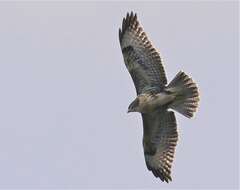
[119,12,167,95]
[119,12,199,182]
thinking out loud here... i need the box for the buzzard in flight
[119,12,200,182]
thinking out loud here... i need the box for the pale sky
[0,1,238,189]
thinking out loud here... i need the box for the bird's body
[130,92,175,113]
[119,12,200,182]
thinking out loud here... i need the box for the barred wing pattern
[142,110,178,182]
[119,12,167,95]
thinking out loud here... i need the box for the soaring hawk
[119,12,199,182]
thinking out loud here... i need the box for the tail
[166,71,200,118]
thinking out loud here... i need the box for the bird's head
[127,97,140,113]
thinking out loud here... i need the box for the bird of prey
[119,12,200,182]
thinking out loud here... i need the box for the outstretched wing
[119,12,167,95]
[142,110,178,182]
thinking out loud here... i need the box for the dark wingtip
[118,28,122,43]
[119,11,138,44]
[151,168,172,183]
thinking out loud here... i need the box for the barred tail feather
[167,71,199,118]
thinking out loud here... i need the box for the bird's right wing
[142,110,178,182]
[119,12,167,95]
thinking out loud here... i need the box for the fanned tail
[166,71,200,118]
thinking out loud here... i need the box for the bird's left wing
[142,110,178,182]
[119,12,167,95]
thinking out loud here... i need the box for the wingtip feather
[119,11,138,44]
[150,168,172,182]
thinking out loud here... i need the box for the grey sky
[0,1,238,189]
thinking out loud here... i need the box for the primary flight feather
[119,12,200,182]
